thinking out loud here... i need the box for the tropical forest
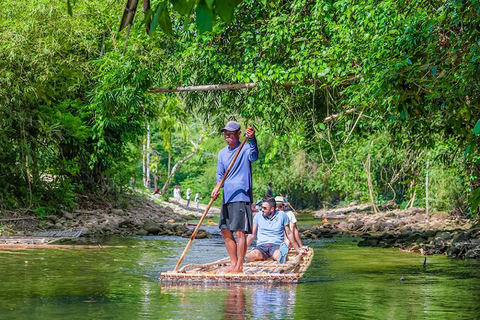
[1,0,480,318]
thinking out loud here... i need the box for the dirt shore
[0,193,217,240]
[303,203,478,259]
[2,197,479,259]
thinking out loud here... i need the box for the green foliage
[0,0,165,210]
[2,0,480,219]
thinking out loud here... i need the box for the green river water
[1,225,479,320]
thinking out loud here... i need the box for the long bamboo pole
[286,201,299,216]
[173,137,249,271]
[279,192,299,216]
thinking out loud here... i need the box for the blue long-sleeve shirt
[216,138,258,204]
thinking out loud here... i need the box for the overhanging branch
[149,79,323,93]
[150,83,258,93]
[323,108,357,123]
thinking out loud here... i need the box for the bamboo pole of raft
[279,193,299,216]
[174,136,249,271]
[287,201,299,216]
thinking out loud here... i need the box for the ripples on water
[0,227,479,319]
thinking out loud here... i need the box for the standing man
[266,182,274,197]
[211,121,258,273]
[186,188,191,207]
[194,192,201,209]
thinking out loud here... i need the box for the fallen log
[0,244,127,250]
[0,217,35,222]
[314,202,397,219]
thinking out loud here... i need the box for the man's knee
[246,249,263,261]
[272,249,280,261]
[222,229,234,239]
[234,230,246,239]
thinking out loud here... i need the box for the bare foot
[228,267,243,274]
[221,264,236,273]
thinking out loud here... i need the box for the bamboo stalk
[173,137,249,271]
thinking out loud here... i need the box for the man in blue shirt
[211,121,258,273]
[246,197,305,263]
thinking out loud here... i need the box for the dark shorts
[219,202,253,234]
[255,243,281,259]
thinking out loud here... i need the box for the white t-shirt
[284,210,297,245]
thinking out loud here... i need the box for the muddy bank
[0,193,214,239]
[305,204,477,259]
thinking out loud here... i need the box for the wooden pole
[279,193,299,216]
[173,137,249,271]
[287,201,299,216]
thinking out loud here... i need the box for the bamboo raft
[160,247,313,284]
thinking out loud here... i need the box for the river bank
[2,196,479,260]
[304,203,479,259]
[0,193,215,240]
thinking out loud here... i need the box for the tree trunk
[161,136,203,194]
[142,140,146,187]
[145,121,151,188]
[426,157,430,214]
[364,143,379,214]
[167,151,171,178]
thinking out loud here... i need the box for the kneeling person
[245,198,304,263]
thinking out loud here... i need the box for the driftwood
[0,244,127,250]
[314,202,397,219]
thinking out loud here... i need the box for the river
[1,226,479,319]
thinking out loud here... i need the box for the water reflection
[161,283,297,320]
[223,285,247,320]
[250,285,297,319]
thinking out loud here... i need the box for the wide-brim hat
[275,196,284,203]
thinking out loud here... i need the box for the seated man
[275,196,304,249]
[245,197,306,263]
